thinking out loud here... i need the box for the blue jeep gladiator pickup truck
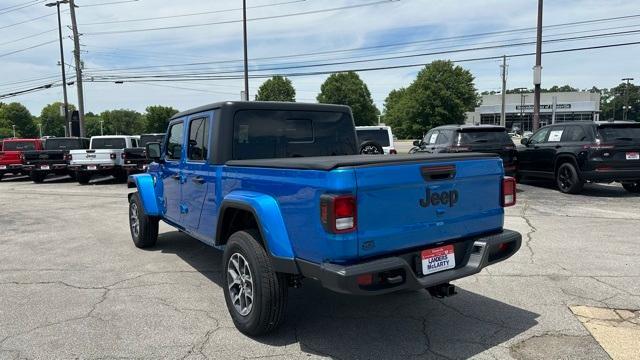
[127,101,522,335]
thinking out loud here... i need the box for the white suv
[356,126,397,155]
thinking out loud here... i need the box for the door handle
[555,145,562,149]
[171,174,181,180]
[192,176,205,184]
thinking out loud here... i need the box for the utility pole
[46,1,69,136]
[622,77,634,121]
[242,0,249,101]
[39,123,43,138]
[500,55,507,127]
[100,120,104,136]
[12,125,16,138]
[68,0,85,137]
[532,0,543,131]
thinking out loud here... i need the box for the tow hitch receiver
[427,283,457,298]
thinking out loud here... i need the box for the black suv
[22,137,89,183]
[517,121,640,194]
[412,125,517,175]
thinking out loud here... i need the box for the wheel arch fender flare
[554,154,580,173]
[216,191,295,262]
[128,174,161,216]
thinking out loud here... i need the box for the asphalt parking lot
[0,175,639,359]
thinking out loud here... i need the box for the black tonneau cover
[226,153,497,171]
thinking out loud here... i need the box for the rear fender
[217,191,296,265]
[127,173,160,216]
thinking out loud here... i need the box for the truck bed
[226,153,497,170]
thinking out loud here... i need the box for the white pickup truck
[68,135,139,184]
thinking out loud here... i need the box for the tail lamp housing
[502,177,516,207]
[110,153,117,160]
[320,194,357,233]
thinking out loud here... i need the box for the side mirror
[520,138,529,146]
[146,142,162,162]
[412,140,422,147]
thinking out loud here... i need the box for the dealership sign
[516,104,572,110]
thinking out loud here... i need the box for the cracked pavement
[1,175,639,359]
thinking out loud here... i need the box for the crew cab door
[518,127,550,173]
[181,113,213,232]
[536,126,565,172]
[162,120,185,223]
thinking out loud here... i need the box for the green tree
[383,60,477,139]
[144,105,179,133]
[0,102,37,137]
[317,72,378,126]
[39,102,77,137]
[255,76,296,102]
[601,82,639,121]
[99,109,145,135]
[84,113,104,137]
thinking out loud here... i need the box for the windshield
[356,129,391,147]
[459,129,512,145]
[139,134,165,147]
[2,141,36,151]
[92,138,126,149]
[597,124,640,142]
[45,138,83,150]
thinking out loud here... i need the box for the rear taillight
[502,177,516,207]
[389,149,397,155]
[583,144,615,150]
[320,194,357,233]
[121,153,126,159]
[66,154,72,161]
[110,153,116,160]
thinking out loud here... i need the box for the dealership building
[466,91,601,132]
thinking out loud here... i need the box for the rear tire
[556,162,583,194]
[622,182,640,193]
[30,171,46,183]
[129,192,159,248]
[77,172,91,185]
[223,230,288,336]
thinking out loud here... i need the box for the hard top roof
[170,101,352,120]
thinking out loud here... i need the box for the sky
[1,0,639,116]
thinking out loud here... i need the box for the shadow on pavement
[519,178,639,198]
[154,231,539,359]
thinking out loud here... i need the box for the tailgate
[70,150,116,165]
[0,151,21,165]
[355,157,504,258]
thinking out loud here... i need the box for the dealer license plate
[626,152,639,160]
[87,165,97,170]
[421,245,456,275]
[40,165,50,170]
[0,165,6,170]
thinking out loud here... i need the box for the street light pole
[622,77,634,121]
[68,0,85,137]
[12,125,16,138]
[46,0,69,136]
[100,120,103,136]
[242,0,249,101]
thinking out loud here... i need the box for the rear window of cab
[597,124,640,142]
[2,141,36,151]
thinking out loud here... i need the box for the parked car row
[0,133,165,184]
[408,121,640,194]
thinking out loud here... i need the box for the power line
[0,39,58,58]
[84,29,640,79]
[0,28,58,47]
[83,0,398,35]
[0,0,46,15]
[77,0,139,8]
[81,14,640,73]
[0,12,58,30]
[80,0,308,25]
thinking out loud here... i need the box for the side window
[166,122,184,161]
[547,127,565,142]
[426,131,439,145]
[436,130,453,145]
[187,117,209,161]
[131,138,138,148]
[561,126,588,142]
[529,128,550,145]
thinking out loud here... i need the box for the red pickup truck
[0,138,43,180]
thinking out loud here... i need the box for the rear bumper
[122,163,148,172]
[582,169,640,182]
[0,164,23,174]
[23,164,68,172]
[68,164,119,172]
[297,229,521,296]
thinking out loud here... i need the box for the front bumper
[297,229,522,296]
[582,169,640,182]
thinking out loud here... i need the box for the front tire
[223,230,287,336]
[622,181,640,193]
[129,192,159,248]
[556,162,583,194]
